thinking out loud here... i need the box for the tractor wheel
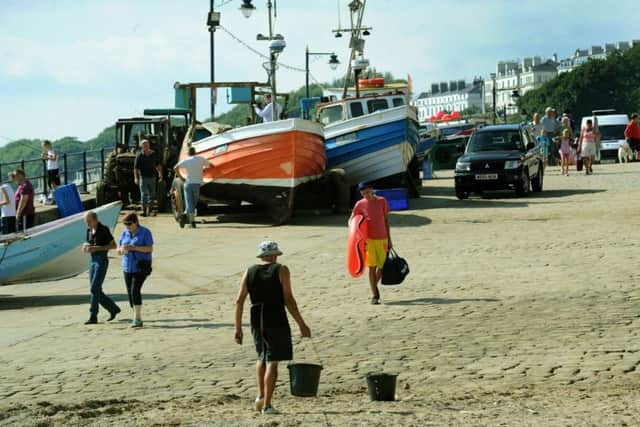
[156,180,168,213]
[171,178,186,226]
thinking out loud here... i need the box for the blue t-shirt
[536,136,551,157]
[119,225,153,273]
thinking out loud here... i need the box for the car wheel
[515,171,530,197]
[531,165,543,192]
[455,187,469,200]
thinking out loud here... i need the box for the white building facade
[413,80,483,122]
[558,40,639,74]
[484,57,558,115]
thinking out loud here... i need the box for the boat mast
[341,0,367,99]
[268,0,278,121]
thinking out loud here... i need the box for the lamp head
[335,31,343,38]
[328,54,340,70]
[240,0,256,18]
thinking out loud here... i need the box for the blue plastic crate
[353,187,409,211]
[375,188,409,211]
[54,184,84,217]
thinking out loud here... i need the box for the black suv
[454,124,543,199]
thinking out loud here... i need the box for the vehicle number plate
[475,174,498,180]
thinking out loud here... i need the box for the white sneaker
[261,405,279,415]
[254,397,264,412]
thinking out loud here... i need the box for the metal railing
[0,147,113,196]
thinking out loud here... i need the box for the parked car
[580,110,629,162]
[454,124,543,199]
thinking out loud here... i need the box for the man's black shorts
[252,327,292,362]
[47,169,61,187]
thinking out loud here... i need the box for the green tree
[518,45,640,122]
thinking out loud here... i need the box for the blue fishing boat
[0,201,122,285]
[318,89,420,187]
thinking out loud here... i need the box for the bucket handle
[292,336,324,367]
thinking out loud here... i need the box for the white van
[580,110,629,162]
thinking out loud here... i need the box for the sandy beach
[1,162,640,426]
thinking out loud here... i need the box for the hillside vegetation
[519,44,640,119]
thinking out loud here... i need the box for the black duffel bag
[381,248,409,285]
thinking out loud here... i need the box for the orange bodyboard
[347,214,368,278]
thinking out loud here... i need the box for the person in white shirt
[173,147,210,228]
[0,172,17,234]
[253,94,282,123]
[42,140,60,194]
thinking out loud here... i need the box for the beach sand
[1,163,639,426]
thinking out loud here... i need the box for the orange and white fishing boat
[174,118,325,223]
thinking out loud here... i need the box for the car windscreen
[598,124,625,141]
[466,131,523,152]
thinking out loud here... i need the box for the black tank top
[247,263,289,329]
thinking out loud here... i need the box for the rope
[215,0,234,8]
[218,25,307,73]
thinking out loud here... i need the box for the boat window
[367,99,389,114]
[193,128,213,142]
[319,105,344,125]
[349,102,364,118]
[392,97,405,107]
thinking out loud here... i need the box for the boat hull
[0,202,122,285]
[324,106,419,186]
[185,119,326,220]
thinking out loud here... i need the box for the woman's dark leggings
[123,272,147,307]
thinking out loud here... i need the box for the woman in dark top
[234,241,311,415]
[83,211,120,324]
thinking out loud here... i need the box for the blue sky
[0,0,637,143]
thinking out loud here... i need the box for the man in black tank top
[234,241,311,415]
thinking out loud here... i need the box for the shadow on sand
[0,293,179,310]
[385,297,499,306]
[414,183,607,210]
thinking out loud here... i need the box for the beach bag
[137,260,152,276]
[133,252,152,276]
[381,249,409,285]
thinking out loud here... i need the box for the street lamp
[247,1,283,122]
[305,47,340,110]
[206,2,221,119]
[239,0,255,18]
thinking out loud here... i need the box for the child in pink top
[559,128,571,176]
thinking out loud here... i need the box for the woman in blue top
[117,212,153,328]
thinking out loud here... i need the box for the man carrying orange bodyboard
[351,182,392,305]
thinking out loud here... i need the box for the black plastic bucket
[288,363,323,397]
[366,373,398,401]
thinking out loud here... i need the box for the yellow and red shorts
[365,239,388,269]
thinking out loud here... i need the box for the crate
[54,184,84,218]
[353,187,409,211]
[375,188,409,211]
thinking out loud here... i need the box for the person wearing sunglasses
[117,213,154,328]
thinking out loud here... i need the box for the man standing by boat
[13,169,36,230]
[0,172,17,234]
[351,182,392,305]
[41,140,60,199]
[134,139,162,217]
[173,147,209,228]
[253,94,282,123]
[83,211,120,325]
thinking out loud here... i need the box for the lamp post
[304,47,339,118]
[242,0,285,122]
[207,2,221,120]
